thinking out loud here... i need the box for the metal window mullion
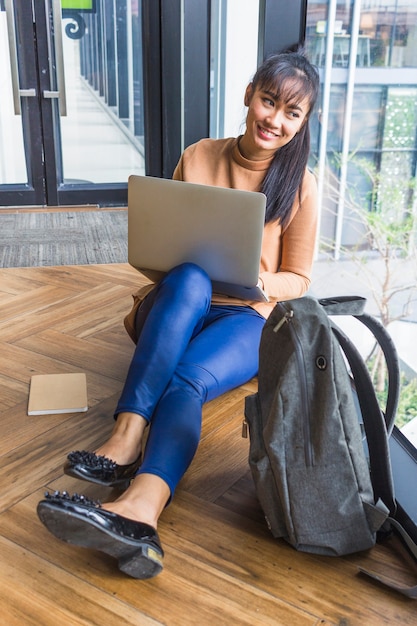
[127,0,133,125]
[180,0,185,154]
[315,0,337,258]
[333,0,362,259]
[410,139,417,256]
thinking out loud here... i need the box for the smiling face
[239,79,311,161]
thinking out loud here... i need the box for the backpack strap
[319,296,400,435]
[358,518,417,598]
[319,295,367,316]
[329,321,396,515]
[319,296,399,511]
[353,312,400,436]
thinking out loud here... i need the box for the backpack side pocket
[245,393,287,538]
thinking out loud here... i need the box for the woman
[37,49,320,579]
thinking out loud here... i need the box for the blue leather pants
[115,263,265,497]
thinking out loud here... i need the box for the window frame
[390,428,417,542]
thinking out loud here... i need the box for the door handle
[5,0,37,115]
[20,89,37,97]
[50,0,67,116]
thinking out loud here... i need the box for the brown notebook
[28,373,88,416]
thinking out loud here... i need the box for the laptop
[127,175,268,302]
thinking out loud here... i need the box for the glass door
[1,0,42,205]
[0,0,146,207]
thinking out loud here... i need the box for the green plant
[376,372,417,430]
[320,155,417,328]
[318,154,417,427]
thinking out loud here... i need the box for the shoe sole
[37,502,163,579]
[64,466,131,490]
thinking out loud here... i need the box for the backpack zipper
[242,309,295,440]
[275,303,314,467]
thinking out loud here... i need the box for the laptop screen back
[127,175,267,301]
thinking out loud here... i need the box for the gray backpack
[244,295,417,597]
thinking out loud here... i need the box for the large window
[305,1,417,447]
[306,0,417,69]
[206,0,417,548]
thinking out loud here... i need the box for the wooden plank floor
[1,263,416,625]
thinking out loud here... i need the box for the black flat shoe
[64,450,142,489]
[37,491,164,579]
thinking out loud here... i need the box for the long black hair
[250,50,319,227]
